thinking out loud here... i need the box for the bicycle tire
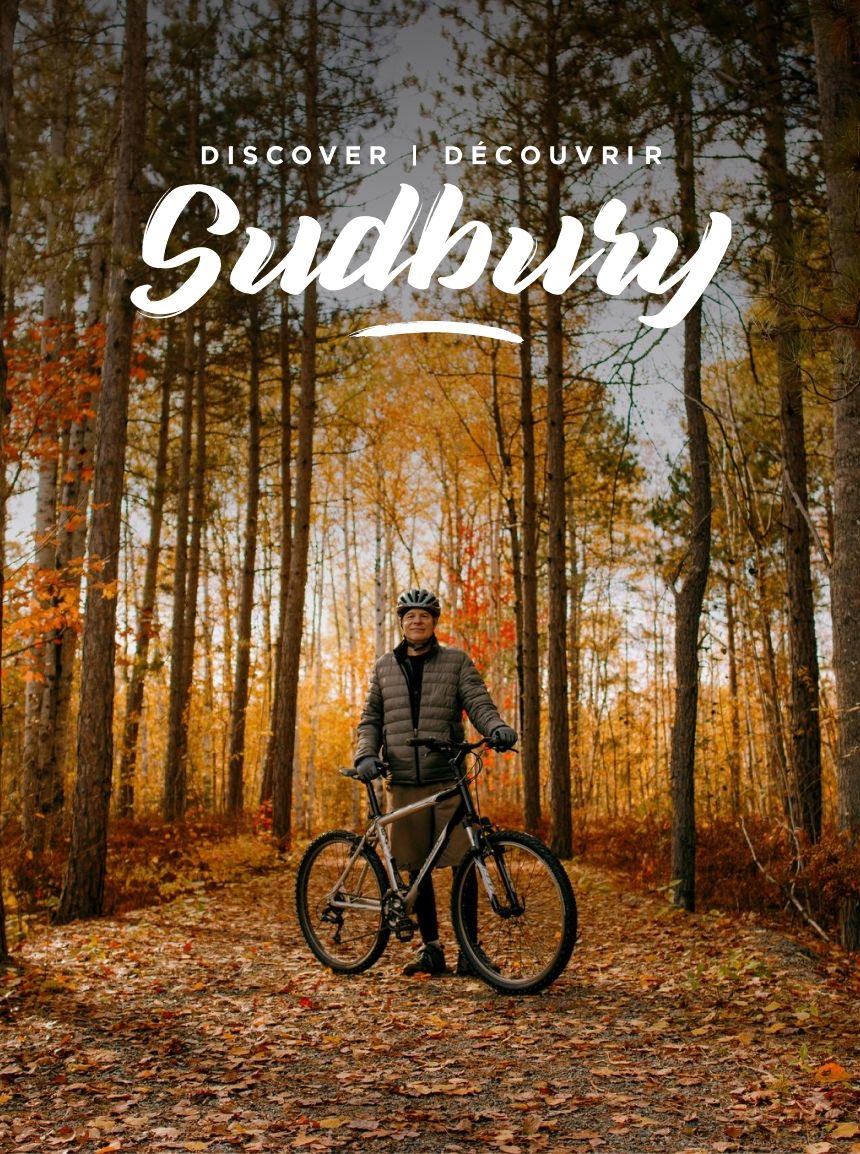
[450,829,577,995]
[295,829,390,974]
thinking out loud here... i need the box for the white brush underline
[351,320,522,344]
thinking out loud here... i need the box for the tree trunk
[0,0,18,964]
[373,463,386,658]
[808,0,860,949]
[517,159,542,836]
[724,569,742,817]
[22,0,73,857]
[267,0,320,845]
[544,2,572,859]
[568,488,583,808]
[163,314,195,821]
[22,226,106,856]
[118,345,173,816]
[754,0,822,842]
[259,287,293,806]
[667,53,711,914]
[488,351,527,814]
[54,0,147,924]
[177,321,207,804]
[33,217,109,827]
[268,280,317,844]
[228,300,262,816]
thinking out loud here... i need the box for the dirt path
[1,861,858,1153]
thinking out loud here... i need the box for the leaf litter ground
[1,861,858,1154]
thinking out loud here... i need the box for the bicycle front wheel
[295,830,390,974]
[451,829,577,995]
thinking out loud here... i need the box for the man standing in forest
[353,588,517,976]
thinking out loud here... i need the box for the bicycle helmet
[396,588,441,619]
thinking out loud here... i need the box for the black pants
[410,867,478,945]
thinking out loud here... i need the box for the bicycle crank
[382,891,417,941]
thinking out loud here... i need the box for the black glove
[354,756,383,782]
[490,725,518,751]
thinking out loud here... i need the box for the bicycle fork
[469,829,526,919]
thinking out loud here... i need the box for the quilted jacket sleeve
[457,652,506,736]
[354,662,384,763]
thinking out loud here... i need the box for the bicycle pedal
[395,918,417,942]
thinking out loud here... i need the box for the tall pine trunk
[809,0,860,949]
[0,0,18,964]
[544,1,572,859]
[42,222,108,820]
[181,325,207,784]
[55,0,147,923]
[22,227,107,854]
[163,314,195,821]
[488,351,526,810]
[266,0,320,844]
[22,0,73,857]
[517,149,542,836]
[259,285,293,805]
[755,0,822,842]
[667,52,712,913]
[228,301,262,815]
[118,348,173,816]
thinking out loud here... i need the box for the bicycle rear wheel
[451,829,576,994]
[295,830,390,973]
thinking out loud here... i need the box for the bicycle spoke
[452,830,576,994]
[296,831,389,973]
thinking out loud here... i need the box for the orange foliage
[3,318,103,459]
[2,563,85,669]
[578,814,860,935]
[1,318,157,672]
[5,816,281,928]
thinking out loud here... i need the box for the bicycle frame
[331,741,516,923]
[298,735,576,994]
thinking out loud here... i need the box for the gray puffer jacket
[354,638,506,785]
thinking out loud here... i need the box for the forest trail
[1,860,858,1154]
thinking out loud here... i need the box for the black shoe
[403,942,447,976]
[456,946,500,977]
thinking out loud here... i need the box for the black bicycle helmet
[396,588,441,619]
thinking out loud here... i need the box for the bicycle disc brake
[382,891,417,941]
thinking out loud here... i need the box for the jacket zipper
[396,651,422,784]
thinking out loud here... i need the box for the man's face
[401,608,436,649]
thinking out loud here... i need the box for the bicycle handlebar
[340,736,516,782]
[340,764,390,781]
[407,736,517,754]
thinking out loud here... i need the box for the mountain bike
[295,736,577,995]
